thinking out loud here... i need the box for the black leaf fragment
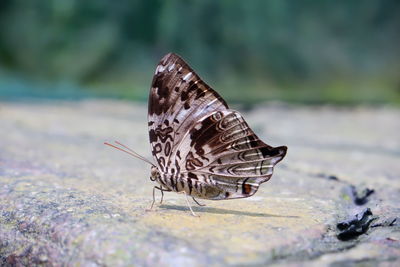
[337,208,377,241]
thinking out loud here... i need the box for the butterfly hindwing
[174,109,286,199]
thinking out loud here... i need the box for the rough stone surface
[0,100,399,266]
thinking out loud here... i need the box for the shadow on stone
[160,204,300,218]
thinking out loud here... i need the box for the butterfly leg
[159,188,164,204]
[182,191,199,217]
[149,186,171,210]
[159,186,171,204]
[192,197,206,207]
[148,186,158,210]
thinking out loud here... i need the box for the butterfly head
[150,165,161,182]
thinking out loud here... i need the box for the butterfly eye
[150,166,158,181]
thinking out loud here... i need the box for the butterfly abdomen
[156,172,208,198]
[156,170,262,200]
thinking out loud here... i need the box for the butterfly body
[148,53,287,202]
[150,166,216,200]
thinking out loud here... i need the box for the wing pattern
[148,53,228,174]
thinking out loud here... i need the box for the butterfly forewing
[148,53,287,200]
[148,53,228,173]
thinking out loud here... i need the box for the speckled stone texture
[1,100,399,266]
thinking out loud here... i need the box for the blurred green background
[0,0,399,104]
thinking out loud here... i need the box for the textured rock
[1,100,399,266]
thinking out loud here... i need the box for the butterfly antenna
[114,141,154,164]
[104,141,154,166]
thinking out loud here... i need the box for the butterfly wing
[175,109,287,199]
[148,53,287,200]
[148,53,228,173]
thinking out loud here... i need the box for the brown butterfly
[106,53,287,216]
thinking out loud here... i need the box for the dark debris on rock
[337,208,377,241]
[349,185,375,206]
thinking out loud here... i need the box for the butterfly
[106,53,287,216]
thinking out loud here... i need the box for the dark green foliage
[0,0,399,104]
